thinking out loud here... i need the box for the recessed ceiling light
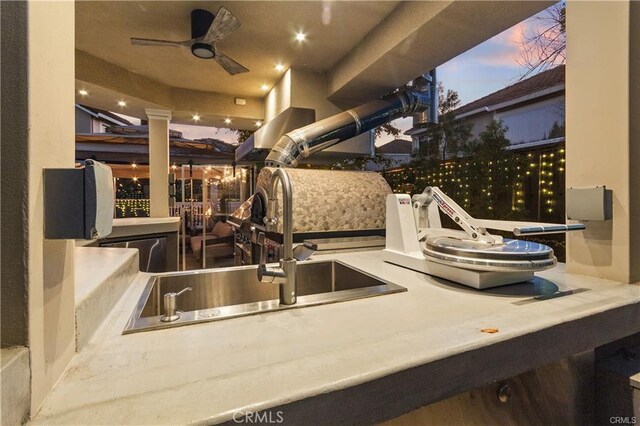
[295,31,306,42]
[131,162,137,169]
[224,118,232,124]
[132,176,138,182]
[118,100,127,107]
[260,84,269,91]
[275,63,285,72]
[192,114,200,121]
[255,121,262,127]
[78,89,88,96]
[171,164,177,170]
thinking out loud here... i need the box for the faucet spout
[268,168,294,260]
[256,168,297,305]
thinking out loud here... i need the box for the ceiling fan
[130,7,249,75]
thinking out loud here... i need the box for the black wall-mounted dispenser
[44,159,114,239]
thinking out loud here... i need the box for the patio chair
[190,219,234,262]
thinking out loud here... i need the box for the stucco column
[4,0,79,415]
[145,109,171,218]
[565,1,639,283]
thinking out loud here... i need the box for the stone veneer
[255,167,391,234]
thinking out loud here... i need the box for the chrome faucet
[257,168,296,305]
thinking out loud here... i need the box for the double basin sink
[124,260,406,333]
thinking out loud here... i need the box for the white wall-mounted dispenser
[566,186,613,221]
[44,159,114,239]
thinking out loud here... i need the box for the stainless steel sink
[123,260,406,333]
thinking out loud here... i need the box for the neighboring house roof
[453,65,565,118]
[376,139,412,154]
[107,124,184,139]
[100,127,237,153]
[76,133,235,160]
[76,104,133,126]
[77,125,236,155]
[194,138,238,153]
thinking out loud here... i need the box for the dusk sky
[438,15,541,106]
[125,3,561,148]
[375,3,561,147]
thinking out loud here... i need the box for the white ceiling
[75,1,553,128]
[75,1,400,98]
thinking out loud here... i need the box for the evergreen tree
[548,121,565,139]
[374,123,401,139]
[463,119,511,218]
[232,129,254,144]
[464,119,510,161]
[418,83,472,162]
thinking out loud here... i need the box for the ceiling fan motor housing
[191,43,215,59]
[191,9,215,39]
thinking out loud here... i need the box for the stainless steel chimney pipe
[411,69,438,127]
[265,88,430,167]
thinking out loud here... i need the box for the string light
[378,145,565,220]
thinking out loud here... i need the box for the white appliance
[383,187,585,289]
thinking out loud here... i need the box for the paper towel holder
[566,186,612,221]
[44,159,114,239]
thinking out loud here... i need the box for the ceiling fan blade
[130,38,191,48]
[201,7,241,44]
[214,51,249,75]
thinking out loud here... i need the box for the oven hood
[235,107,315,162]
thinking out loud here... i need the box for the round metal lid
[423,237,556,272]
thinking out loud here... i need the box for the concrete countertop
[73,247,140,351]
[74,247,138,305]
[113,217,180,227]
[632,372,640,390]
[32,251,640,425]
[108,217,180,239]
[2,347,30,426]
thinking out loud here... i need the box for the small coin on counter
[480,328,499,333]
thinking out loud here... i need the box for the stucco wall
[1,0,29,349]
[565,1,638,283]
[27,0,77,414]
[630,1,640,283]
[265,69,292,122]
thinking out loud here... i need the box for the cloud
[441,17,542,70]
[437,14,548,105]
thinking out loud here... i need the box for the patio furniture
[190,220,234,262]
